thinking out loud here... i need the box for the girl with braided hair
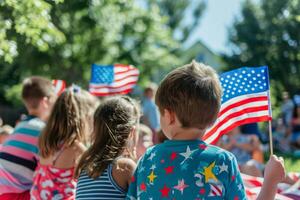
[30,88,98,200]
[75,96,139,199]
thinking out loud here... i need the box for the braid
[75,96,139,179]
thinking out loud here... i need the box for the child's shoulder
[205,143,237,162]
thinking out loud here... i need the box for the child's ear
[129,126,138,145]
[164,109,176,125]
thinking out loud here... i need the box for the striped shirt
[76,165,126,200]
[0,116,45,194]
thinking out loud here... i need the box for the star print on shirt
[201,161,219,183]
[147,171,157,184]
[150,164,156,171]
[160,184,170,198]
[218,162,228,174]
[148,152,156,161]
[164,166,174,174]
[170,152,177,161]
[180,146,196,164]
[174,179,189,195]
[140,182,146,191]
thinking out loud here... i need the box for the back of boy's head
[39,89,91,158]
[75,96,139,178]
[22,76,55,109]
[155,61,222,130]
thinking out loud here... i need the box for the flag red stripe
[207,116,271,144]
[218,96,268,117]
[203,105,269,139]
[90,88,133,96]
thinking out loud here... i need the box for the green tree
[223,0,300,100]
[0,0,178,105]
[148,0,206,44]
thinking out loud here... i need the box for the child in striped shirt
[0,76,57,199]
[75,96,139,200]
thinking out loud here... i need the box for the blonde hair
[38,89,95,158]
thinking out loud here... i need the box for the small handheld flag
[52,80,66,96]
[89,64,139,96]
[203,66,272,145]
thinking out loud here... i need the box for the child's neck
[170,128,204,141]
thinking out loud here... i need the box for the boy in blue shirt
[127,61,247,199]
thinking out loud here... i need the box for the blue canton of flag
[89,64,139,96]
[220,66,270,103]
[90,64,114,84]
[203,66,272,144]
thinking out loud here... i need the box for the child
[0,76,56,199]
[137,124,153,159]
[0,125,13,144]
[126,61,247,199]
[30,88,97,199]
[75,96,139,199]
[218,126,264,177]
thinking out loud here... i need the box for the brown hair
[38,89,92,158]
[22,76,55,109]
[75,96,139,178]
[155,61,222,129]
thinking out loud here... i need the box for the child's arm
[113,157,137,191]
[256,155,285,200]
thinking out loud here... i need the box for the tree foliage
[148,0,206,44]
[0,0,179,104]
[223,0,300,99]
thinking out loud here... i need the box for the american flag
[89,64,139,96]
[203,66,272,144]
[52,79,66,95]
[242,173,300,200]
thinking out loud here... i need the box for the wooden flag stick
[268,120,273,155]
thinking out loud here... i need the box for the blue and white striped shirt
[76,164,126,200]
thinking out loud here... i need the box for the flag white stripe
[209,100,269,128]
[89,83,136,93]
[54,80,63,93]
[210,100,269,131]
[114,69,139,80]
[114,65,135,73]
[90,76,138,88]
[204,110,269,144]
[221,91,268,109]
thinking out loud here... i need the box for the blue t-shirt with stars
[126,139,247,200]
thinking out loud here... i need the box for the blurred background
[0,0,300,124]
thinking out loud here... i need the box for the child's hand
[264,155,286,185]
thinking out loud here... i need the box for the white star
[262,77,266,80]
[225,95,229,98]
[242,71,246,74]
[238,183,243,191]
[218,162,228,174]
[180,146,196,164]
[259,86,263,89]
[139,166,145,173]
[150,164,156,170]
[247,74,251,77]
[257,74,261,77]
[148,152,156,161]
[251,70,255,74]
